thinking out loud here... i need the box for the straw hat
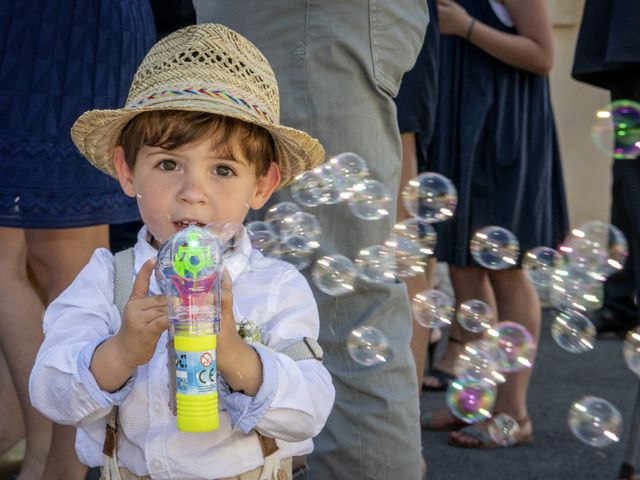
[71,23,324,189]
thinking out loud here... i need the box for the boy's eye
[158,160,178,171]
[215,165,235,177]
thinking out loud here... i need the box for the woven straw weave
[71,23,324,189]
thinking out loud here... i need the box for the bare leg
[431,266,496,375]
[488,268,540,420]
[398,133,437,390]
[0,228,51,480]
[422,266,497,427]
[26,225,109,480]
[449,268,539,445]
[0,348,24,453]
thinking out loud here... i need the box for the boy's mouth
[174,220,207,230]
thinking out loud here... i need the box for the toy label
[175,348,217,395]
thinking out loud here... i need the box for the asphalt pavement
[421,308,640,480]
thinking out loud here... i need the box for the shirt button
[153,402,162,413]
[152,458,163,470]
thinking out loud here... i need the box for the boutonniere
[236,317,263,344]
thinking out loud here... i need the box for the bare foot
[421,407,467,431]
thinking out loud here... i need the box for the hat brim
[70,99,324,190]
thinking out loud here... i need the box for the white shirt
[30,227,335,479]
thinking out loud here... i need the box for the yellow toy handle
[174,334,219,432]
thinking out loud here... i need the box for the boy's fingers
[131,259,156,299]
[221,268,232,293]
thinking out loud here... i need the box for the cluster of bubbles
[534,101,640,449]
[243,153,462,368]
[443,321,536,426]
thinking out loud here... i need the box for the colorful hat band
[128,86,275,124]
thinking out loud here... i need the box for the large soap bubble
[402,172,457,223]
[568,396,622,448]
[470,226,520,270]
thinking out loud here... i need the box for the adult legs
[449,268,539,445]
[431,266,496,376]
[25,226,109,479]
[423,266,496,428]
[0,227,51,480]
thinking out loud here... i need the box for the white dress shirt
[30,226,335,479]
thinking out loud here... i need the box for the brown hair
[119,111,276,176]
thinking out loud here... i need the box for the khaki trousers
[105,458,293,480]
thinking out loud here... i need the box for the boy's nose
[178,177,208,204]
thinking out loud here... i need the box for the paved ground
[421,308,640,480]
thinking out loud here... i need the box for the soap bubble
[560,221,628,281]
[470,226,520,270]
[205,222,244,258]
[454,340,505,386]
[348,178,392,220]
[568,396,622,448]
[411,289,454,328]
[446,378,496,424]
[550,264,604,312]
[392,218,437,256]
[488,414,521,447]
[355,244,396,283]
[522,246,558,288]
[402,172,458,223]
[329,152,369,190]
[457,299,494,333]
[315,163,349,205]
[387,219,436,278]
[290,169,325,207]
[246,221,280,257]
[385,235,428,278]
[487,321,536,373]
[276,211,321,247]
[265,202,301,235]
[623,328,640,377]
[155,240,176,295]
[278,235,315,270]
[347,325,391,367]
[591,100,640,160]
[551,309,596,353]
[312,255,358,296]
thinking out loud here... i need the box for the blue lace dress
[0,0,155,228]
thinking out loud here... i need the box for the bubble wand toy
[156,225,222,432]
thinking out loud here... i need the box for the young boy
[29,23,334,480]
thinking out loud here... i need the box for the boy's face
[114,135,280,248]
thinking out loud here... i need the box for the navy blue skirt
[0,0,156,228]
[427,0,569,266]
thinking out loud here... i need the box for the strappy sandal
[447,416,533,449]
[422,336,463,391]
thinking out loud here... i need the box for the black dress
[0,0,156,228]
[427,0,568,267]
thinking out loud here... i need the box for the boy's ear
[113,146,136,198]
[250,162,281,210]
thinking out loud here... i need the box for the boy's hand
[216,269,263,395]
[114,259,169,368]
